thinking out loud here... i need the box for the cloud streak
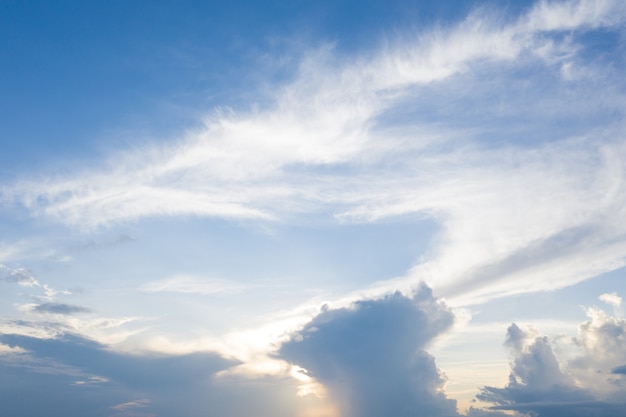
[0,1,624,310]
[31,302,92,315]
[139,275,248,295]
[4,0,624,225]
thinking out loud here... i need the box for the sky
[1,0,626,416]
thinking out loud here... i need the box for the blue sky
[1,0,626,416]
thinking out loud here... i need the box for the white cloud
[346,135,626,306]
[0,315,140,348]
[523,0,626,31]
[599,292,622,309]
[2,2,626,416]
[139,275,249,295]
[1,0,625,358]
[72,375,109,386]
[477,300,626,415]
[0,243,22,263]
[0,342,26,355]
[0,2,621,317]
[569,303,626,398]
[0,264,40,287]
[111,399,151,411]
[5,0,623,230]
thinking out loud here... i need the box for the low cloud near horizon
[2,286,625,416]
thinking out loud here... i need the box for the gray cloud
[488,401,626,417]
[0,265,39,287]
[32,302,92,315]
[68,234,136,253]
[566,304,626,399]
[279,284,459,417]
[477,324,626,417]
[612,365,626,375]
[465,407,510,417]
[0,332,303,417]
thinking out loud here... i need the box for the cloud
[465,408,510,417]
[0,264,40,287]
[0,331,311,417]
[111,399,151,411]
[72,375,109,386]
[4,0,624,228]
[279,285,459,417]
[0,315,141,349]
[139,275,248,295]
[600,292,622,307]
[0,0,624,310]
[599,292,622,312]
[110,407,156,417]
[488,401,626,417]
[31,302,92,315]
[523,0,626,31]
[612,365,626,375]
[0,332,234,417]
[568,303,626,398]
[0,342,25,355]
[0,243,23,263]
[477,300,626,416]
[478,324,594,411]
[65,233,136,256]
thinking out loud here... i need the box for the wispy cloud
[0,342,26,355]
[111,399,151,411]
[0,264,40,287]
[0,242,25,263]
[0,315,139,347]
[523,0,626,31]
[5,0,624,226]
[1,1,624,310]
[139,275,249,295]
[30,302,92,315]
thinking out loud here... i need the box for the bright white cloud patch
[599,292,622,309]
[0,342,25,355]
